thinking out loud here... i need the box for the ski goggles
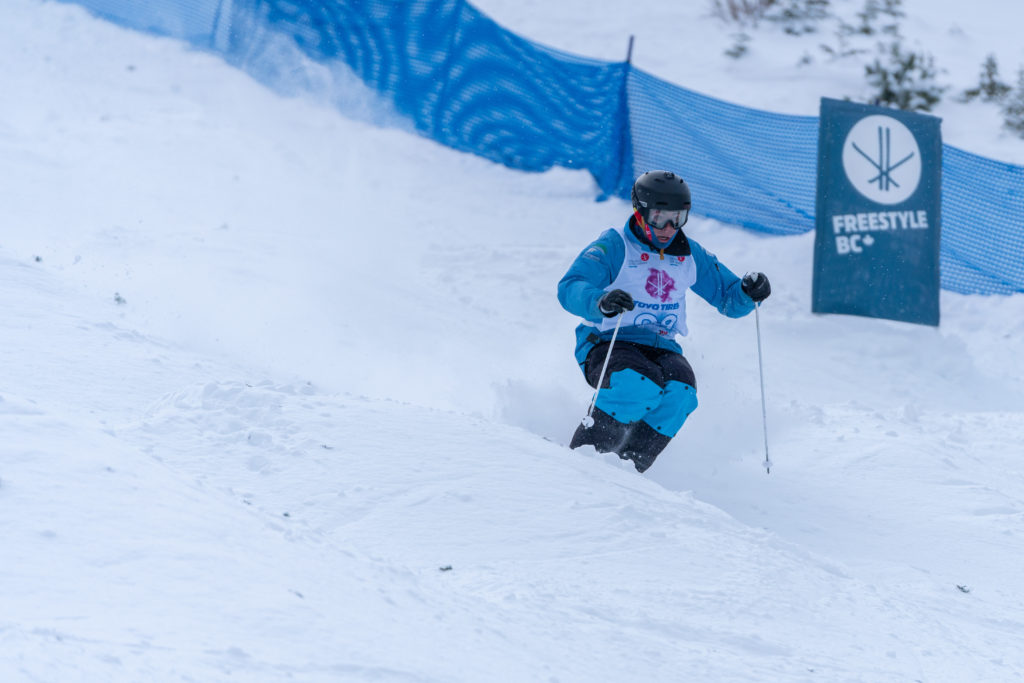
[646,208,689,230]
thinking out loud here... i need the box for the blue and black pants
[585,341,698,437]
[577,341,698,471]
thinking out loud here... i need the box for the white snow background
[3,0,1024,681]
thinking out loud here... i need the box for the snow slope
[2,0,1024,681]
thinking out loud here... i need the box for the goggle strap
[634,209,654,242]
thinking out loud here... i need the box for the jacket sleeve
[688,238,756,318]
[557,229,625,323]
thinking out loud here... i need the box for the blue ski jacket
[558,218,756,367]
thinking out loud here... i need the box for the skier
[557,170,771,473]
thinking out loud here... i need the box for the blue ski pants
[584,341,698,437]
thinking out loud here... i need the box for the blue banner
[812,98,942,326]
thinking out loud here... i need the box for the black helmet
[631,171,691,227]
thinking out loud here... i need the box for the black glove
[598,289,635,317]
[741,272,771,303]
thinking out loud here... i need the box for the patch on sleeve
[581,246,605,262]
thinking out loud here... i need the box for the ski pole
[754,302,771,474]
[582,313,623,428]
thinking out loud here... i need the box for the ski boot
[570,407,628,454]
[618,421,672,473]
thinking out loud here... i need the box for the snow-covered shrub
[961,55,1011,103]
[710,0,773,25]
[764,0,831,35]
[1003,69,1024,136]
[724,32,752,58]
[846,0,903,36]
[864,41,945,111]
[821,0,902,59]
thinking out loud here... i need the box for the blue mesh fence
[66,0,226,46]
[58,0,1024,294]
[222,0,631,193]
[627,69,819,236]
[941,146,1024,294]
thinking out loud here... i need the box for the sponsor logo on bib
[645,269,676,303]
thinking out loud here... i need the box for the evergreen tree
[1002,68,1024,136]
[865,41,945,111]
[764,0,831,35]
[962,55,1011,103]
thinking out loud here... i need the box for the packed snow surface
[2,1,1023,681]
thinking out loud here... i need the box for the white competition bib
[598,226,697,338]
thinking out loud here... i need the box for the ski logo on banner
[841,115,922,205]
